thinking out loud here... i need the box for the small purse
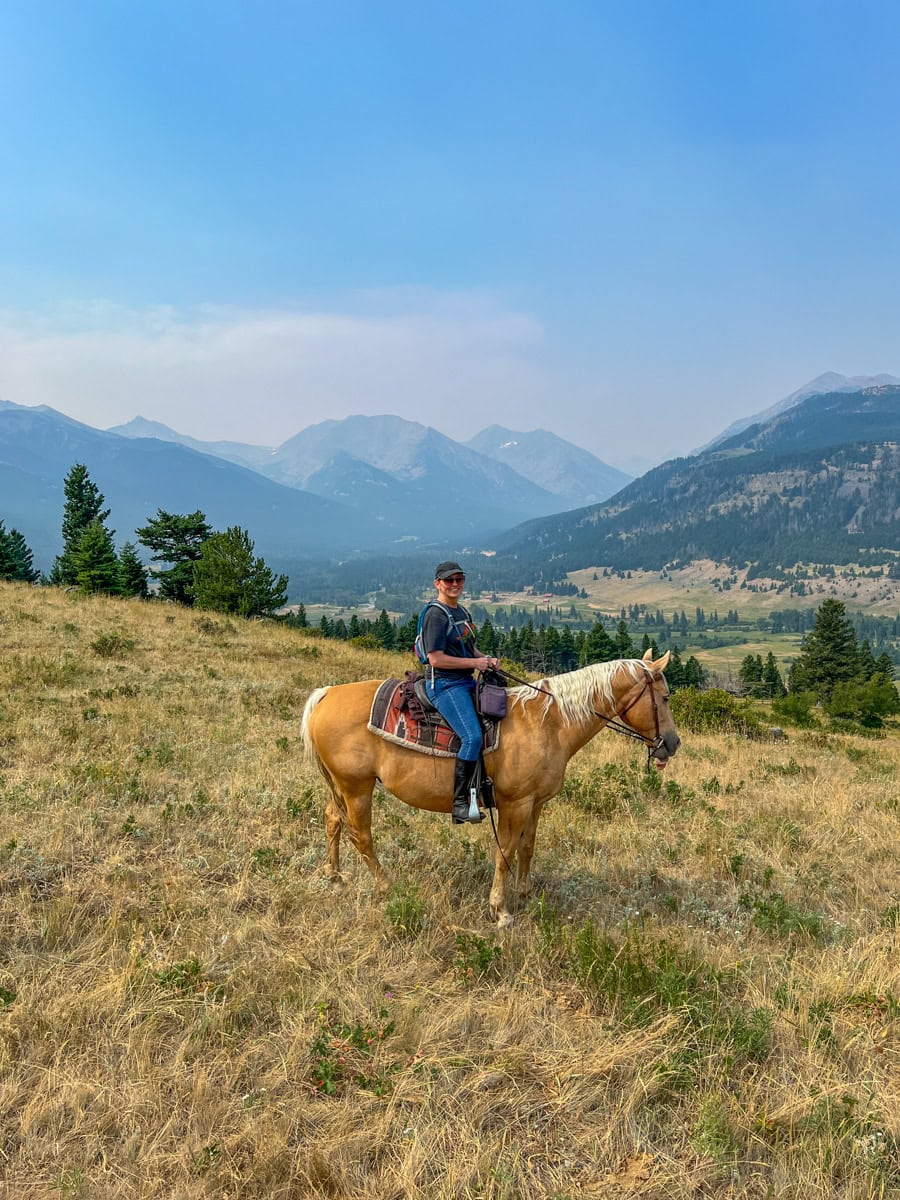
[475,668,508,719]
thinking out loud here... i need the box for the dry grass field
[1,582,899,1199]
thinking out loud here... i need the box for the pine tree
[477,616,497,656]
[72,520,120,594]
[739,653,763,696]
[682,656,706,688]
[117,542,149,598]
[0,522,18,579]
[372,609,395,649]
[874,651,895,681]
[50,464,112,585]
[541,625,560,672]
[763,651,786,698]
[0,523,40,581]
[613,620,634,658]
[192,526,288,617]
[558,627,578,671]
[136,509,213,605]
[583,619,616,664]
[858,640,878,680]
[395,614,418,652]
[788,599,861,699]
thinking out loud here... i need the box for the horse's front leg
[489,802,529,928]
[515,800,545,904]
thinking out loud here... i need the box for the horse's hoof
[497,912,515,930]
[327,872,345,887]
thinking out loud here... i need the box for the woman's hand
[477,656,500,671]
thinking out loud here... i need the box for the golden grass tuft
[1,581,899,1197]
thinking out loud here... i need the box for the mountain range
[4,404,627,571]
[6,373,900,589]
[0,401,386,569]
[491,383,900,580]
[109,414,630,543]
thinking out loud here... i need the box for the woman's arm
[427,650,498,671]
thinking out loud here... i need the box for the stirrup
[467,790,485,823]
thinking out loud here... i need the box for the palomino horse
[300,651,680,927]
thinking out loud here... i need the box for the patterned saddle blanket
[367,673,501,758]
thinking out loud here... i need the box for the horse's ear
[642,648,653,662]
[651,651,671,674]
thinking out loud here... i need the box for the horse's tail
[300,686,330,762]
[299,686,348,820]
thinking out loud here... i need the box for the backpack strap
[430,601,474,655]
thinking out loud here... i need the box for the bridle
[598,668,667,767]
[496,665,668,768]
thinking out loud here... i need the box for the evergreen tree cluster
[305,606,705,690]
[738,652,786,698]
[787,599,899,726]
[3,462,288,617]
[789,599,895,696]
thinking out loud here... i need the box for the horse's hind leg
[343,784,392,897]
[324,797,345,884]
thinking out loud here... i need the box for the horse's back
[302,678,383,761]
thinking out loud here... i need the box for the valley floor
[1,583,898,1198]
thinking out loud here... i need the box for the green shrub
[385,885,428,938]
[309,1003,397,1096]
[670,687,762,737]
[739,887,833,941]
[454,933,502,982]
[89,632,135,658]
[825,678,900,728]
[771,691,819,728]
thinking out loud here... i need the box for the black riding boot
[451,758,484,824]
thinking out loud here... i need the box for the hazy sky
[2,1,898,467]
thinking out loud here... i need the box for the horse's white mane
[510,659,650,727]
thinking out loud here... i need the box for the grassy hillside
[1,584,899,1198]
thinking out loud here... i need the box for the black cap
[434,561,465,580]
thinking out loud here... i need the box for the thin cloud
[0,296,549,446]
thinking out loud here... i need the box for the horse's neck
[538,662,636,758]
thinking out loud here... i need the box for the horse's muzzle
[653,731,681,762]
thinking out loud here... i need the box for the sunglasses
[441,575,465,584]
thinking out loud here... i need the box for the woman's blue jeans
[425,675,483,762]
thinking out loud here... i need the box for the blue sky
[1,1,898,467]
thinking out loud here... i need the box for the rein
[494,665,666,768]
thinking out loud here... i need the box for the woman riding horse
[302,649,680,927]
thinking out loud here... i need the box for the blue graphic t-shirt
[420,603,477,679]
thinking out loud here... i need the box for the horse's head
[620,650,681,766]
